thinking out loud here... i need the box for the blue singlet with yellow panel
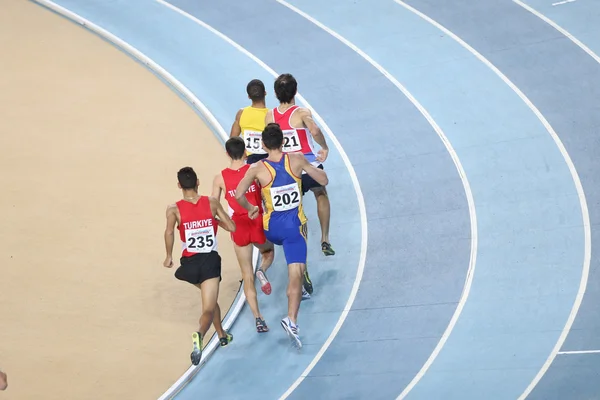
[261,154,308,265]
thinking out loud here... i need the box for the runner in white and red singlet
[265,73,335,296]
[212,137,275,333]
[163,167,236,366]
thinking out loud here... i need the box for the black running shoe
[256,317,269,333]
[303,270,313,295]
[322,242,335,256]
[219,331,233,347]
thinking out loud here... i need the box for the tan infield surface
[0,1,242,399]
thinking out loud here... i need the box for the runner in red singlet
[163,167,236,366]
[212,137,275,333]
[266,73,335,295]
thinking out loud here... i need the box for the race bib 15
[243,130,266,154]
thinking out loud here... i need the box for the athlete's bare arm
[235,163,264,219]
[163,204,178,268]
[297,108,329,162]
[209,197,236,232]
[230,108,243,138]
[290,152,328,186]
[211,173,225,200]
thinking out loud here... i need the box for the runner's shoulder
[248,160,263,170]
[235,108,244,120]
[287,151,307,164]
[213,171,225,184]
[166,203,178,215]
[295,106,312,116]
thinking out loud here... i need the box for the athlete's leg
[189,277,219,365]
[211,302,226,338]
[279,225,308,349]
[283,224,308,323]
[302,165,334,256]
[298,222,313,296]
[233,243,262,319]
[195,277,220,337]
[254,240,274,296]
[255,240,275,272]
[193,280,233,353]
[311,186,330,244]
[287,262,305,323]
[211,302,234,345]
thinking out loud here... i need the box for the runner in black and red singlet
[163,167,236,366]
[212,137,275,333]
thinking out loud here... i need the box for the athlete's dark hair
[177,167,198,189]
[274,73,297,104]
[246,79,265,101]
[225,137,245,160]
[262,123,284,150]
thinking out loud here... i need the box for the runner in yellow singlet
[230,79,270,165]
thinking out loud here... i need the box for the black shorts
[246,153,268,164]
[175,251,221,285]
[302,164,324,195]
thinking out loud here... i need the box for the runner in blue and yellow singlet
[234,123,328,350]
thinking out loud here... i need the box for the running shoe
[191,332,203,365]
[303,270,313,295]
[256,269,271,295]
[322,242,335,256]
[219,331,233,347]
[280,317,302,349]
[302,287,311,301]
[256,317,269,333]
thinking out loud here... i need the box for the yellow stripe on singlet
[283,155,307,227]
[239,106,268,156]
[261,161,276,231]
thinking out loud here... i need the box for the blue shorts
[265,222,307,265]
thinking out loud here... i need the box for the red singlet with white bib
[176,196,218,257]
[221,164,266,246]
[272,105,318,165]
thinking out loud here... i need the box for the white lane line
[552,0,576,6]
[154,1,369,399]
[273,0,478,398]
[393,1,591,399]
[558,350,600,355]
[514,0,600,64]
[29,1,259,398]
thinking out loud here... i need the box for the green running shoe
[303,270,313,295]
[219,331,233,347]
[191,332,202,366]
[321,242,335,256]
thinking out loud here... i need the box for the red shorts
[231,213,266,247]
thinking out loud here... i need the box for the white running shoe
[302,287,311,301]
[281,317,302,349]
